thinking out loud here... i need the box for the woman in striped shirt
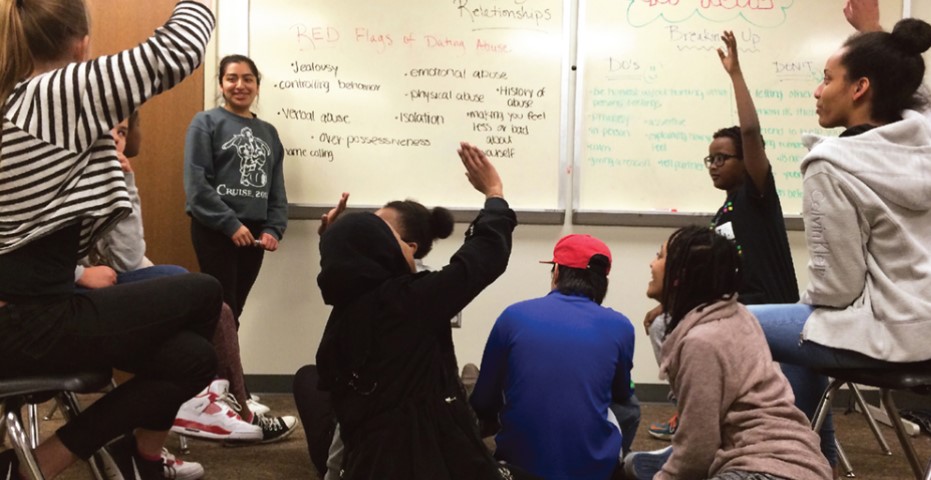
[0,1,218,478]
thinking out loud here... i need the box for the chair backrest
[0,371,112,401]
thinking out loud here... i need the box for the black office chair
[811,363,931,480]
[0,370,111,479]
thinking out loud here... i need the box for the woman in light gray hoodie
[748,1,931,470]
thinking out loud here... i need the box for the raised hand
[457,142,503,199]
[318,192,349,235]
[716,31,741,76]
[844,0,882,33]
[720,30,770,193]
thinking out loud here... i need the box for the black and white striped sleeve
[28,1,215,153]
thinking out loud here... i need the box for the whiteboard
[248,0,568,213]
[574,0,903,217]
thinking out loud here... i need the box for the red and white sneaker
[161,448,204,480]
[171,379,261,441]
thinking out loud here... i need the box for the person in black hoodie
[315,142,526,480]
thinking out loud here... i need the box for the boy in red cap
[470,234,638,480]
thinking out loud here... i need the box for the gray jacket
[800,109,931,362]
[184,107,288,239]
[75,172,152,279]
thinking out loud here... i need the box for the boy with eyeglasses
[639,31,800,448]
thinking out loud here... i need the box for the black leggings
[190,218,265,325]
[293,365,337,475]
[0,273,221,459]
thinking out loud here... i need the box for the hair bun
[429,207,454,240]
[892,18,931,55]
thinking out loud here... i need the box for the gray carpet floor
[17,394,930,479]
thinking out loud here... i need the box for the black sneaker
[901,409,931,434]
[0,449,19,480]
[253,413,299,444]
[226,413,299,445]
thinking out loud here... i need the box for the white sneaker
[171,380,262,441]
[246,397,270,416]
[623,446,673,480]
[161,448,204,480]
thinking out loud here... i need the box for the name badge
[715,221,735,240]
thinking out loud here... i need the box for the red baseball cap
[540,234,612,275]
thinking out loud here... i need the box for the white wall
[238,218,811,385]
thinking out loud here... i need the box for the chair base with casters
[0,370,111,480]
[812,365,931,480]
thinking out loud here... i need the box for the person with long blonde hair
[0,1,217,478]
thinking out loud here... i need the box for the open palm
[716,31,741,75]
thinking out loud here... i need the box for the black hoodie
[315,198,517,480]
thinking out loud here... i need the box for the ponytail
[842,18,931,122]
[382,200,454,259]
[0,0,90,152]
[0,0,33,117]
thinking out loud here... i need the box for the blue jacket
[471,291,635,480]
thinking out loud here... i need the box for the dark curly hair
[661,226,742,337]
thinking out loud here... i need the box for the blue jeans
[117,265,188,284]
[75,265,189,294]
[747,304,902,466]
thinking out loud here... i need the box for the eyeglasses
[703,153,741,168]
